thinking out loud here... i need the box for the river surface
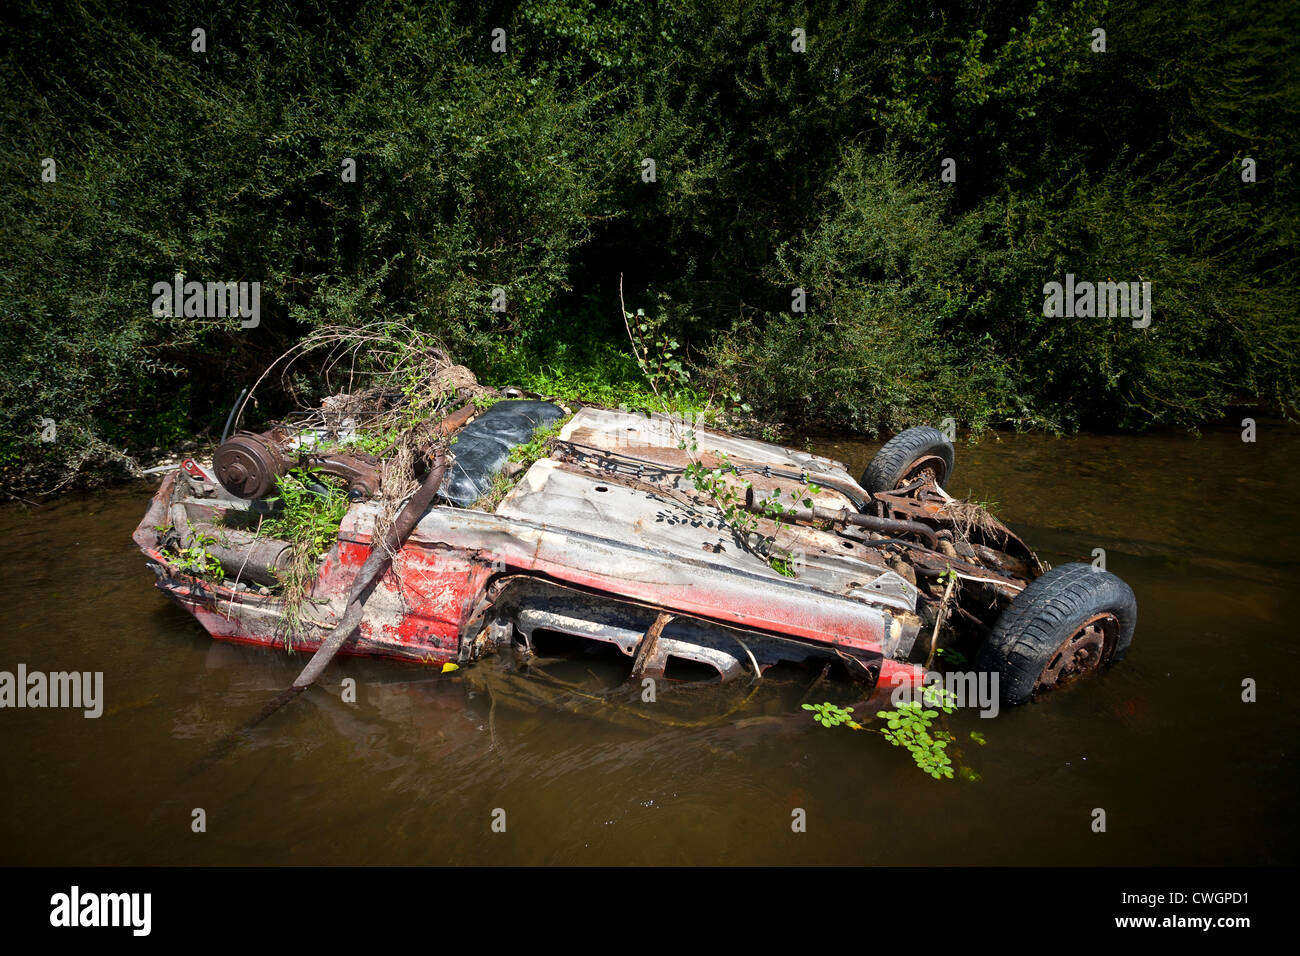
[2,423,1297,865]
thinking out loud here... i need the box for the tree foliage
[1,0,1296,492]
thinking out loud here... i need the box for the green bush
[1,0,1296,494]
[1,0,607,492]
[707,151,1028,432]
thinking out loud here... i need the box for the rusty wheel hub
[897,455,948,488]
[1035,614,1117,692]
[214,431,289,499]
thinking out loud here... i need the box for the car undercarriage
[135,391,1137,707]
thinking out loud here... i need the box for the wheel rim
[897,455,948,488]
[1034,614,1118,693]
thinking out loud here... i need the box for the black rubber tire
[860,426,955,492]
[976,563,1137,705]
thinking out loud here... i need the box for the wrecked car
[134,387,1137,707]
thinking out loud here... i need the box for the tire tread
[976,562,1137,704]
[861,426,955,492]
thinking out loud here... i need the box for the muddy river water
[2,423,1297,865]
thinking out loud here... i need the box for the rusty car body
[134,400,1137,705]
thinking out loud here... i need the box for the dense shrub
[707,152,1026,432]
[1,0,1296,493]
[1,0,606,491]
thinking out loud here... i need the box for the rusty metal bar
[630,611,672,678]
[433,401,478,436]
[291,448,449,689]
[741,491,939,549]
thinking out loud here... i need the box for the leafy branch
[803,683,975,781]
